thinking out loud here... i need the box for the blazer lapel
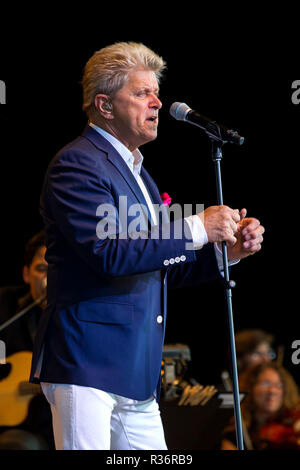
[141,167,170,224]
[82,125,152,223]
[140,167,163,205]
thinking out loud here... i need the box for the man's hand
[221,208,265,261]
[198,205,241,246]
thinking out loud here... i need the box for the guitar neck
[18,381,41,396]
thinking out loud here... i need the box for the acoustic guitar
[0,351,41,426]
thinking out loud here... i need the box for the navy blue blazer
[30,125,222,400]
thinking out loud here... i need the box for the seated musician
[221,362,300,450]
[0,231,54,449]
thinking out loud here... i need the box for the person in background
[221,329,275,392]
[0,231,54,449]
[235,329,276,374]
[221,362,300,450]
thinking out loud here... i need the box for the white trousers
[41,383,167,450]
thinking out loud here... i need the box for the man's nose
[150,94,162,109]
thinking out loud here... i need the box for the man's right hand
[197,206,241,246]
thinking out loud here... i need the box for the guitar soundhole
[0,363,11,381]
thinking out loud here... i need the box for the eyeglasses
[256,380,283,390]
[249,349,276,360]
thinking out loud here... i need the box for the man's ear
[94,94,114,119]
[22,265,30,284]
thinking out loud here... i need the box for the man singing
[30,42,264,450]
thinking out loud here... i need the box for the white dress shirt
[89,122,239,271]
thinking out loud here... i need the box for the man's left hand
[226,208,265,261]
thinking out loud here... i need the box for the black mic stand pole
[210,137,244,451]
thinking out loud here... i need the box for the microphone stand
[210,137,244,451]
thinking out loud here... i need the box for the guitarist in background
[0,231,54,449]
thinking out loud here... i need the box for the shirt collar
[89,122,143,176]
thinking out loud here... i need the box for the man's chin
[136,129,158,148]
[145,129,158,143]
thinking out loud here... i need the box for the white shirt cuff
[185,215,208,250]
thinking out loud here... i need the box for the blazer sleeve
[166,243,223,289]
[43,149,197,279]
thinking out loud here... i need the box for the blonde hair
[81,42,166,119]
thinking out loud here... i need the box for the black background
[0,20,299,387]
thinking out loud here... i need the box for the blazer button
[175,257,180,263]
[157,315,163,324]
[169,258,175,264]
[163,260,169,266]
[180,255,186,262]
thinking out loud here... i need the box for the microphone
[169,102,244,146]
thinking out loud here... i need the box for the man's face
[109,70,162,151]
[23,246,48,303]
